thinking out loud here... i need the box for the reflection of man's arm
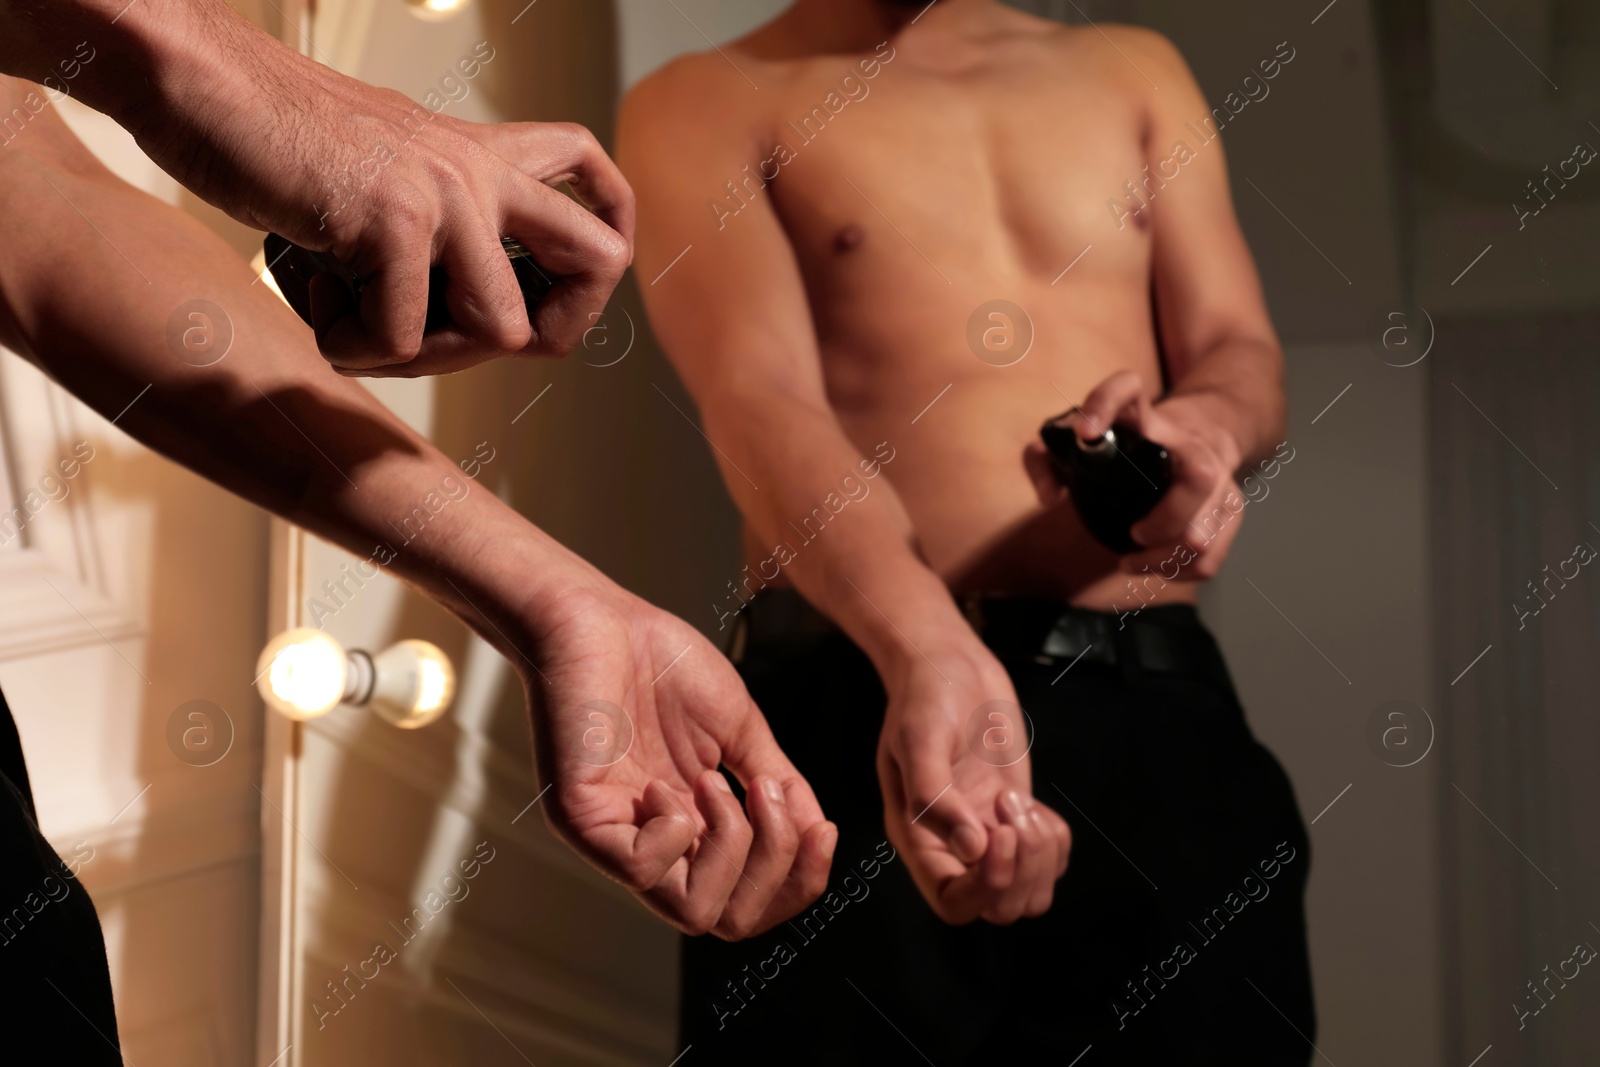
[621,61,1069,927]
[1138,31,1285,465]
[0,78,832,940]
[1032,30,1287,580]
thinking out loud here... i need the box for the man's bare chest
[721,55,1154,274]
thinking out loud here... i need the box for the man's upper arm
[618,59,829,421]
[1121,31,1280,380]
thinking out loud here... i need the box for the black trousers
[0,687,121,1063]
[681,596,1314,1065]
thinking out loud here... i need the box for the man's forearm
[703,393,969,678]
[0,0,246,121]
[0,0,320,223]
[0,102,584,660]
[1166,336,1286,471]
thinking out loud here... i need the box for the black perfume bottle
[1040,408,1173,554]
[261,234,556,333]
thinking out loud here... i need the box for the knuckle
[380,184,438,238]
[430,156,472,201]
[618,865,657,895]
[590,232,631,274]
[713,915,754,942]
[375,336,422,364]
[682,904,721,938]
[555,121,600,151]
[800,863,829,902]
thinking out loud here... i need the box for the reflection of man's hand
[1024,370,1245,579]
[877,638,1071,925]
[523,581,834,940]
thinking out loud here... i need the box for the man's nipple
[834,223,866,253]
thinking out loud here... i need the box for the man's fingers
[716,775,795,937]
[652,770,752,936]
[894,743,988,864]
[721,697,828,830]
[312,186,439,369]
[1130,441,1225,543]
[1125,482,1245,577]
[1028,807,1067,914]
[715,777,830,939]
[438,217,532,351]
[998,796,1051,923]
[573,779,696,895]
[1076,370,1146,439]
[316,265,431,370]
[932,836,1013,926]
[307,271,355,341]
[497,180,629,355]
[499,178,629,280]
[1022,440,1067,507]
[526,271,622,356]
[476,121,637,245]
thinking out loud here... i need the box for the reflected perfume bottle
[261,234,556,334]
[1039,408,1173,554]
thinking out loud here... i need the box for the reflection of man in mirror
[623,0,1312,1058]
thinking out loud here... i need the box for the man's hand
[876,637,1071,926]
[1025,370,1247,579]
[165,38,633,376]
[2,0,633,376]
[523,582,836,940]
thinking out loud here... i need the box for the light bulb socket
[367,640,455,729]
[342,650,376,706]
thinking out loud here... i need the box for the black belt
[730,590,1232,689]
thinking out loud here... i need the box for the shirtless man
[621,0,1313,1061]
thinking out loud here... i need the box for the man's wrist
[820,566,974,684]
[409,498,607,662]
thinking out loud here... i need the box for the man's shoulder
[1042,20,1188,77]
[617,49,768,168]
[623,51,743,119]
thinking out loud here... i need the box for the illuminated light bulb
[366,640,457,729]
[256,628,348,721]
[407,0,472,22]
[255,631,457,728]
